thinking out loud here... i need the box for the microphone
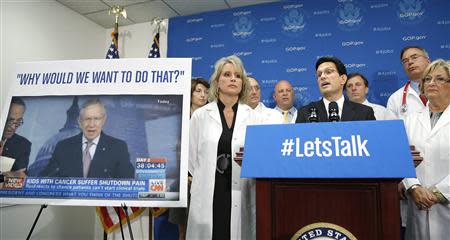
[328,101,340,122]
[308,107,318,122]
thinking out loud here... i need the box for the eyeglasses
[80,116,104,123]
[401,54,426,65]
[316,68,337,78]
[423,76,450,84]
[6,118,24,127]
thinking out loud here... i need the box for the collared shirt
[82,135,100,159]
[323,95,345,119]
[274,106,297,123]
[409,80,420,94]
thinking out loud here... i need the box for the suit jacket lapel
[74,133,84,176]
[92,133,106,163]
[341,100,355,121]
[317,100,328,122]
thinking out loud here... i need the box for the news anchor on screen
[40,98,134,178]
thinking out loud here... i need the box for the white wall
[107,20,168,59]
[0,0,105,108]
[1,1,104,240]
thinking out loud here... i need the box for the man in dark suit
[40,98,134,178]
[1,97,31,176]
[296,56,375,123]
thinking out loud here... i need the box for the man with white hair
[247,76,282,124]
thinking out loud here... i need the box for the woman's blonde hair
[420,59,450,94]
[208,55,250,103]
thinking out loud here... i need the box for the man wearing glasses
[40,98,134,178]
[1,97,31,177]
[386,46,431,119]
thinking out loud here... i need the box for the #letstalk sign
[241,120,416,178]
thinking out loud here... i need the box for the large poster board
[0,58,191,207]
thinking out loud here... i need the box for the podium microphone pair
[328,101,340,122]
[308,102,340,122]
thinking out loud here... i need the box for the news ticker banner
[0,58,191,207]
[168,0,450,107]
[241,120,416,178]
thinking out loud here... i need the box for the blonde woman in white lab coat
[187,55,261,240]
[402,59,450,240]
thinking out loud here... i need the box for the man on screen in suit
[296,56,375,123]
[40,98,134,178]
[1,97,31,177]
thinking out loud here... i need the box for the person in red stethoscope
[386,46,431,120]
[387,46,431,240]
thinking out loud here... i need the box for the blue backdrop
[167,0,450,108]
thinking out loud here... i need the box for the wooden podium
[241,121,416,240]
[256,178,401,240]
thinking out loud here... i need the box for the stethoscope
[401,81,410,113]
[401,80,428,113]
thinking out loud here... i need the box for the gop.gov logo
[335,1,365,31]
[396,0,428,25]
[281,8,308,37]
[231,13,255,42]
[291,222,357,240]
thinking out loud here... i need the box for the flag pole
[108,5,127,50]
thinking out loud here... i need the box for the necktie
[283,111,289,123]
[83,141,94,178]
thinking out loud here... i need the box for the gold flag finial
[108,5,127,24]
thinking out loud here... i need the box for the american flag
[106,32,119,59]
[147,30,169,217]
[148,32,160,58]
[96,30,144,235]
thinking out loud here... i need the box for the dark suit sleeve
[10,138,31,171]
[39,142,64,177]
[366,107,376,120]
[295,107,308,123]
[114,141,134,178]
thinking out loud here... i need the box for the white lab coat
[386,82,426,120]
[254,102,283,124]
[386,82,427,227]
[187,101,262,240]
[402,105,450,240]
